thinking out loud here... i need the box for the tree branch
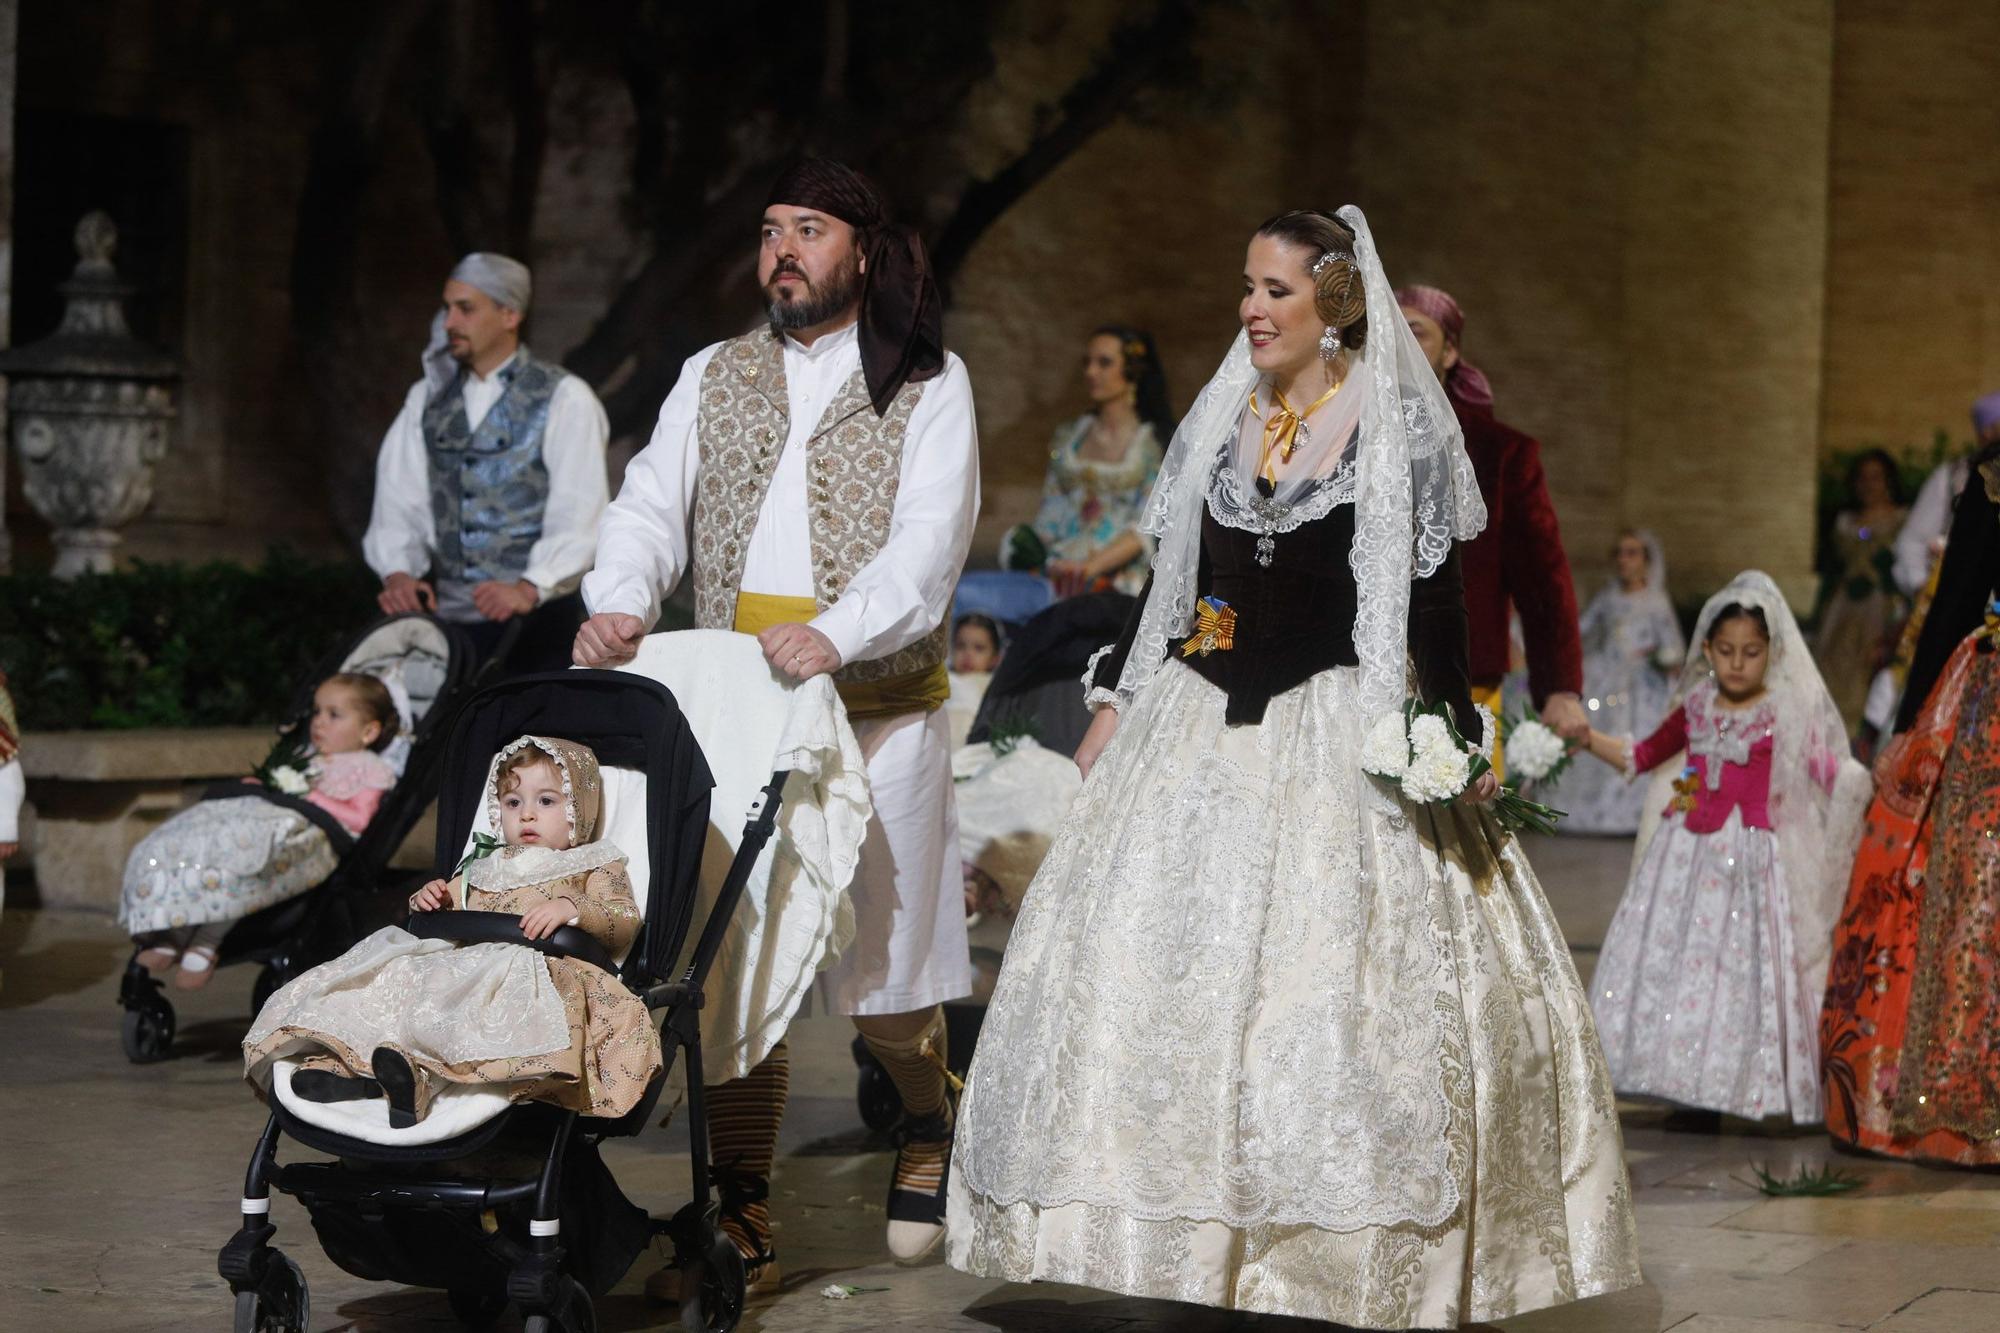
[928,0,1198,288]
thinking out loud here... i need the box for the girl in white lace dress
[1576,573,1870,1122]
[947,209,1641,1330]
[1550,530,1685,834]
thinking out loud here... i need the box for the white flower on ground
[269,765,311,797]
[1409,712,1452,756]
[1507,718,1568,781]
[1361,712,1412,779]
[1402,744,1472,803]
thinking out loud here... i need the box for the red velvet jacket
[1456,401,1583,701]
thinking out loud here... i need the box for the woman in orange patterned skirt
[1821,611,2000,1164]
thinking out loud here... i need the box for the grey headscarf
[423,252,534,404]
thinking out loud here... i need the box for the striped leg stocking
[702,1040,789,1265]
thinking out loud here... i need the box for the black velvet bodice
[1090,499,1480,737]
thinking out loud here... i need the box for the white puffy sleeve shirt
[0,757,22,842]
[361,361,612,600]
[583,325,980,668]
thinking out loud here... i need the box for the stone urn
[0,211,179,577]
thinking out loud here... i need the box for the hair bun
[1314,255,1367,330]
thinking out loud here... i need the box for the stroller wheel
[852,1036,902,1132]
[678,1235,746,1333]
[231,1252,308,1333]
[251,962,290,1013]
[447,1286,508,1328]
[121,994,176,1063]
[521,1278,595,1333]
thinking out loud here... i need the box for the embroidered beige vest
[690,331,948,687]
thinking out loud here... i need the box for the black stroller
[218,668,783,1332]
[119,613,485,1062]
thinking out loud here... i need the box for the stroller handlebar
[406,910,618,976]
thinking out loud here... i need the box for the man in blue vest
[364,253,609,671]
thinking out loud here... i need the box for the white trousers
[815,707,971,1016]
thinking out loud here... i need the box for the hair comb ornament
[1312,249,1356,276]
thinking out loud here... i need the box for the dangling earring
[1319,326,1341,360]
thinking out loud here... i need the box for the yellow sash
[732,591,948,722]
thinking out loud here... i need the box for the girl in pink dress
[121,673,401,989]
[1577,572,1869,1122]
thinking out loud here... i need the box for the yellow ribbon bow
[1251,379,1345,485]
[1182,597,1237,657]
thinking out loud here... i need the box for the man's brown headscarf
[765,158,944,416]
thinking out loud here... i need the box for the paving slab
[8,835,2000,1331]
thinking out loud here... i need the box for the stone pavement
[5,835,2000,1331]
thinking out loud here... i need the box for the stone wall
[6,1,1994,611]
[1821,0,2000,459]
[7,1,648,568]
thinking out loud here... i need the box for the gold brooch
[1182,596,1237,657]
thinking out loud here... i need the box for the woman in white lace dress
[946,209,1641,1329]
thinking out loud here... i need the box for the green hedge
[0,550,381,730]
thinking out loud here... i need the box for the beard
[764,250,863,331]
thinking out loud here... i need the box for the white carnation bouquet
[1362,700,1564,835]
[252,735,314,797]
[1500,706,1573,787]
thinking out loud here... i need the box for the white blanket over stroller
[617,630,872,1081]
[120,796,344,935]
[118,618,450,937]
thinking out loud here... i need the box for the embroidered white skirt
[947,663,1640,1329]
[120,796,340,936]
[1590,809,1821,1122]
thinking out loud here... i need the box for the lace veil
[1110,205,1485,721]
[1665,573,1871,1003]
[1634,529,1669,598]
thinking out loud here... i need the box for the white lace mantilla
[464,840,628,895]
[1204,441,1357,540]
[1106,205,1484,722]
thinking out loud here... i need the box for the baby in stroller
[243,734,662,1127]
[121,671,401,989]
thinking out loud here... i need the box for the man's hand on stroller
[407,879,454,913]
[379,572,436,616]
[473,579,539,622]
[758,622,842,682]
[573,613,645,667]
[519,897,581,941]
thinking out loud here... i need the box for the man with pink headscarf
[1397,285,1587,746]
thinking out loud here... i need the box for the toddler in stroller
[244,734,662,1127]
[114,613,476,1062]
[216,661,842,1333]
[123,672,400,988]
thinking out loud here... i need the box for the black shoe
[370,1047,420,1129]
[291,1069,382,1104]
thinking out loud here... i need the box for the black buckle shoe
[291,1068,381,1104]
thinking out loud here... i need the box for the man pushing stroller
[575,157,979,1286]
